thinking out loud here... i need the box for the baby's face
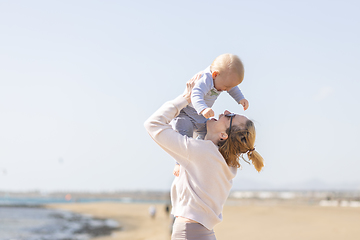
[213,72,242,92]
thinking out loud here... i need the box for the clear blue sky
[1,0,359,191]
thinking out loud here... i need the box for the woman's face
[206,110,248,136]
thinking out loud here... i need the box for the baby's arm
[228,87,249,110]
[200,108,215,119]
[239,99,249,110]
[191,75,214,118]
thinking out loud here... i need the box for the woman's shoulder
[187,138,224,160]
[186,138,236,177]
[187,138,216,148]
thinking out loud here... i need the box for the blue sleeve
[228,86,245,103]
[191,74,213,114]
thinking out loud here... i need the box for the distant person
[148,205,156,219]
[144,75,264,240]
[165,204,170,216]
[172,53,249,177]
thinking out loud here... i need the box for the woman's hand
[183,71,202,103]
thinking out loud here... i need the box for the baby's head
[210,54,244,92]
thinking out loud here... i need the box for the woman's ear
[219,132,228,141]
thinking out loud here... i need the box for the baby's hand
[240,99,249,110]
[201,108,215,119]
[173,164,180,177]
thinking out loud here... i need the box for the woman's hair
[210,53,244,82]
[218,119,264,172]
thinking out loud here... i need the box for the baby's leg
[172,113,194,138]
[194,122,207,140]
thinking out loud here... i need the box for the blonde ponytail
[219,119,264,172]
[246,149,264,172]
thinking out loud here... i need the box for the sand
[47,202,360,240]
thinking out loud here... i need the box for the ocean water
[0,197,120,240]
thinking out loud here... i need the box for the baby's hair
[218,119,264,172]
[210,53,244,82]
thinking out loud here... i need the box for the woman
[144,77,264,240]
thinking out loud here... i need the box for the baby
[172,53,249,176]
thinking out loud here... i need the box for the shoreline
[47,201,360,240]
[47,202,173,240]
[1,204,120,240]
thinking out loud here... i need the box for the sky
[1,0,359,192]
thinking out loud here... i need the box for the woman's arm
[144,77,198,167]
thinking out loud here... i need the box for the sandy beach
[47,202,360,240]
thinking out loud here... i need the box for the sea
[0,196,122,240]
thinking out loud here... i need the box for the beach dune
[48,202,360,240]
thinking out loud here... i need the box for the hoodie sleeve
[144,96,193,167]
